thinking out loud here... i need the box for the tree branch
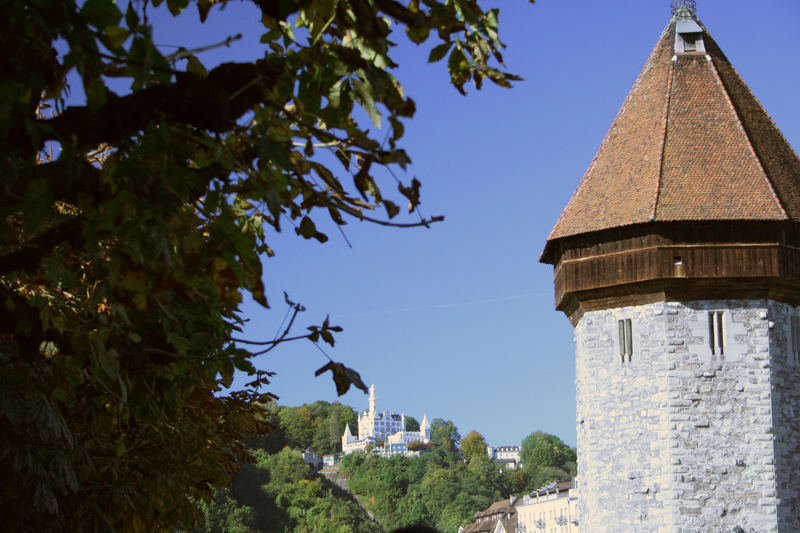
[164,34,243,62]
[232,300,303,355]
[333,200,444,228]
[30,61,286,151]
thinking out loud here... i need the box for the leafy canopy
[519,431,576,488]
[1,0,530,530]
[430,418,461,451]
[460,430,488,464]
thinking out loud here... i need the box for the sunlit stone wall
[574,300,794,532]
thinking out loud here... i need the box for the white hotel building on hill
[341,385,430,456]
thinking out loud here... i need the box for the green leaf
[260,28,282,43]
[406,24,430,44]
[185,55,208,77]
[352,79,381,128]
[80,0,122,29]
[328,80,343,108]
[314,361,368,396]
[448,46,469,93]
[197,0,214,22]
[383,200,400,219]
[398,178,422,212]
[298,216,316,239]
[428,42,453,63]
[105,25,130,49]
[232,357,255,373]
[219,358,234,388]
[251,277,269,308]
[166,0,189,16]
[124,3,139,28]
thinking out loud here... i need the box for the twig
[231,300,304,355]
[334,201,444,228]
[164,34,243,62]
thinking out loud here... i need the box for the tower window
[675,18,705,54]
[618,319,633,363]
[791,315,800,365]
[708,311,725,356]
[682,32,702,51]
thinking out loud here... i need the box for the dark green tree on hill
[520,431,576,488]
[405,416,421,433]
[430,419,461,452]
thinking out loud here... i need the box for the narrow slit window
[618,318,633,363]
[791,315,800,365]
[708,311,724,356]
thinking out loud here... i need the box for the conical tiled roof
[544,8,800,248]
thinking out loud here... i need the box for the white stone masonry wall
[767,301,800,532]
[575,302,672,532]
[663,300,777,533]
[575,300,793,533]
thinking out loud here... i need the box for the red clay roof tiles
[545,12,800,245]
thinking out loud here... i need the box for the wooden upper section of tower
[540,8,800,321]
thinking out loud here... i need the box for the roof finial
[670,0,697,15]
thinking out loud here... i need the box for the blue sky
[125,0,800,448]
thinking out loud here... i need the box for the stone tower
[540,6,800,532]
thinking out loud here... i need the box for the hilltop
[186,401,575,533]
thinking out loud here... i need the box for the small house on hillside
[459,496,518,533]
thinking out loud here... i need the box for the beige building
[515,482,578,533]
[459,497,518,533]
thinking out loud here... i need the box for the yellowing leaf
[186,55,208,77]
[105,25,130,48]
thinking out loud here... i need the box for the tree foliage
[188,447,384,533]
[341,419,491,532]
[272,400,358,455]
[343,450,495,532]
[520,431,575,471]
[460,430,488,464]
[405,415,421,433]
[519,431,576,487]
[1,0,530,529]
[343,443,571,533]
[430,418,460,451]
[195,421,575,533]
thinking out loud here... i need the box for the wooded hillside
[190,402,575,533]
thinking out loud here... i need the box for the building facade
[486,445,521,470]
[541,5,800,532]
[341,384,431,455]
[516,482,578,533]
[459,497,519,533]
[487,445,520,463]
